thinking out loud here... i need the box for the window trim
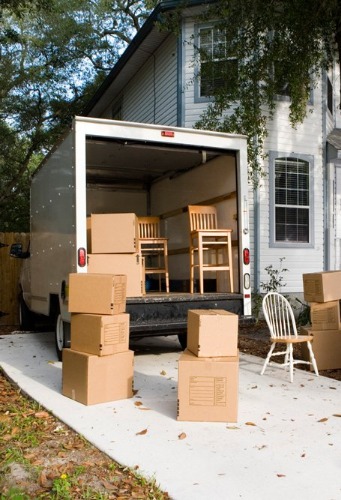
[194,23,237,103]
[269,151,314,248]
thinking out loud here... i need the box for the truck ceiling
[85,136,236,190]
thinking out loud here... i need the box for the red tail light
[243,248,250,265]
[78,247,86,267]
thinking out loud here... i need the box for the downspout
[177,19,185,127]
[322,70,328,270]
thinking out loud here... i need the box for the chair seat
[271,335,314,344]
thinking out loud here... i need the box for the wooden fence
[0,232,30,326]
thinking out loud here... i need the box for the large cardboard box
[68,273,126,315]
[187,309,238,357]
[310,301,341,331]
[71,313,130,356]
[62,348,134,405]
[87,253,145,297]
[303,271,341,303]
[177,349,239,422]
[89,213,139,254]
[301,327,341,370]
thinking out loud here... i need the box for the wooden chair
[188,205,234,294]
[261,292,319,383]
[138,216,169,292]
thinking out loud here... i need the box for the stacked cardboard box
[177,309,239,423]
[87,213,145,297]
[62,273,134,405]
[302,271,341,370]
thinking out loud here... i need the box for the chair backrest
[188,205,218,232]
[262,292,298,339]
[138,216,161,239]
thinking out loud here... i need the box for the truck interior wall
[30,132,76,315]
[150,155,239,290]
[86,189,147,215]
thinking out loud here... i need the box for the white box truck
[11,117,252,359]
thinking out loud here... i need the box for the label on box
[189,376,227,407]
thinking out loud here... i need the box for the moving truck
[11,117,252,359]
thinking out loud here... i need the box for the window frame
[269,151,314,248]
[194,23,237,103]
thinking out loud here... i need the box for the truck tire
[55,314,71,361]
[19,293,35,331]
[178,333,187,350]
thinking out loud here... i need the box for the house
[83,0,341,299]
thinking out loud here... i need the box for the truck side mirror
[10,243,30,259]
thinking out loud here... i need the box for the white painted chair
[261,292,319,383]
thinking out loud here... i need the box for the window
[269,153,313,247]
[197,25,238,98]
[327,77,333,114]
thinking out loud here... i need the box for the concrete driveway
[0,330,340,500]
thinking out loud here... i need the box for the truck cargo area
[19,118,251,357]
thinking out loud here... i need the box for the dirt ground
[0,323,340,498]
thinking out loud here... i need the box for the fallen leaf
[226,425,240,430]
[34,411,50,419]
[138,407,151,411]
[318,417,328,423]
[329,387,336,390]
[277,474,286,478]
[102,479,118,491]
[332,414,341,417]
[251,385,258,389]
[301,453,306,458]
[134,401,143,407]
[39,470,52,488]
[178,432,186,440]
[160,370,167,376]
[245,421,256,426]
[136,428,148,436]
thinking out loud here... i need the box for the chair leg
[198,235,204,294]
[289,343,294,383]
[261,342,276,375]
[227,233,234,293]
[306,341,319,377]
[189,242,194,293]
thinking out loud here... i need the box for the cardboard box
[310,301,341,331]
[68,273,126,315]
[303,271,341,303]
[87,253,145,297]
[71,313,130,356]
[177,349,239,422]
[89,213,139,254]
[301,327,341,370]
[62,348,134,405]
[187,309,238,357]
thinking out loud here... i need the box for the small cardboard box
[187,309,238,357]
[301,327,341,370]
[87,253,145,297]
[68,273,126,315]
[177,349,239,422]
[62,348,134,405]
[310,301,341,331]
[89,213,139,254]
[71,313,130,356]
[303,271,341,303]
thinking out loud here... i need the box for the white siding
[116,35,178,126]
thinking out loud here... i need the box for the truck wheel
[55,314,71,361]
[19,293,35,331]
[178,333,187,350]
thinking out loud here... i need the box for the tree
[0,0,156,231]
[167,0,341,185]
